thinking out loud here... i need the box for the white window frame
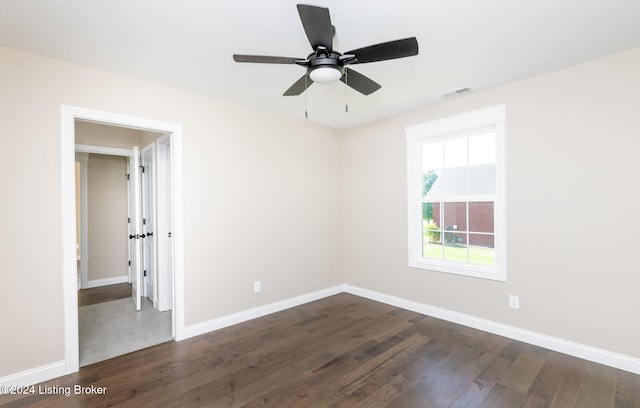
[405,105,506,281]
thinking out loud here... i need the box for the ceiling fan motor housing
[306,51,344,80]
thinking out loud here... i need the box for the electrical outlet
[509,295,520,309]
[254,281,261,293]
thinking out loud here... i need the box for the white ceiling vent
[442,87,473,97]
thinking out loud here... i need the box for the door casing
[61,105,185,374]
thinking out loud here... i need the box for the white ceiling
[1,1,639,129]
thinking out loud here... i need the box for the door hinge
[126,173,130,180]
[128,260,131,266]
[127,217,131,224]
[143,270,147,277]
[143,218,146,225]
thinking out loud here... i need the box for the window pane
[422,141,443,171]
[422,212,443,259]
[422,170,440,197]
[430,202,441,224]
[469,233,494,249]
[424,165,495,199]
[468,163,496,196]
[443,137,467,168]
[469,132,495,165]
[469,202,494,233]
[443,202,467,239]
[427,167,468,198]
[422,202,436,223]
[468,234,495,265]
[444,244,468,263]
[422,217,443,259]
[423,241,444,260]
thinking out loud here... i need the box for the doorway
[75,133,172,366]
[61,106,185,374]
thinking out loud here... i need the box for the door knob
[129,234,135,239]
[147,232,153,237]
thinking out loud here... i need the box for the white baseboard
[180,285,344,340]
[5,283,639,388]
[0,361,66,388]
[87,275,128,289]
[344,284,640,375]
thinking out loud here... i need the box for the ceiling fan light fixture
[233,5,418,96]
[309,66,342,83]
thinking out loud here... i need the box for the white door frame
[61,105,185,374]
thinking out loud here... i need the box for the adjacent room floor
[78,286,172,366]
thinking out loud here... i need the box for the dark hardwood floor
[2,293,639,407]
[78,283,131,307]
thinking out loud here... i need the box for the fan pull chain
[344,70,349,113]
[304,75,309,119]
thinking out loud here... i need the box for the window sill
[409,258,506,281]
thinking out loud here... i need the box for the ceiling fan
[233,4,419,96]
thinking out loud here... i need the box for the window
[406,105,506,281]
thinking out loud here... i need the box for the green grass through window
[423,243,495,266]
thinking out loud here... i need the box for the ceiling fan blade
[283,74,314,96]
[297,4,333,51]
[340,68,381,95]
[233,54,302,64]
[345,37,418,64]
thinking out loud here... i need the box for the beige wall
[341,47,640,359]
[87,154,128,282]
[0,45,342,377]
[2,40,639,379]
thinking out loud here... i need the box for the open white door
[129,146,142,311]
[141,143,156,304]
[156,134,173,312]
